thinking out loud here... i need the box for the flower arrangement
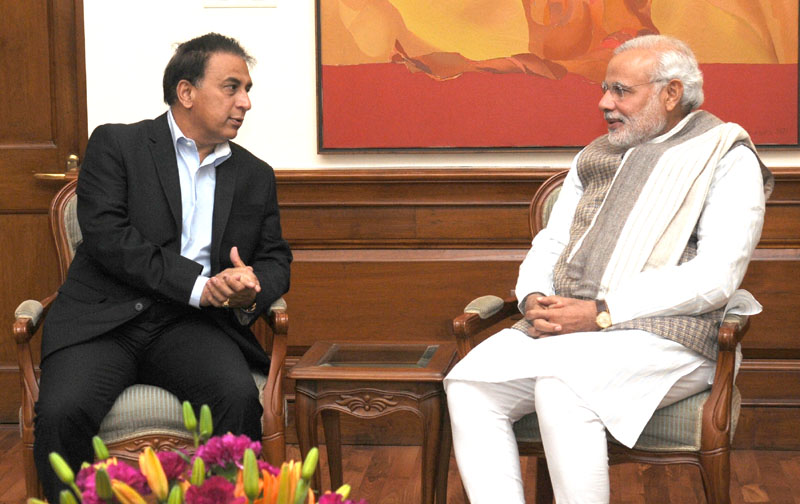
[30,401,367,504]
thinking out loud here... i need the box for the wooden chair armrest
[453,295,518,357]
[13,294,56,344]
[700,316,749,451]
[13,294,56,417]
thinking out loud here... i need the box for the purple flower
[195,433,261,468]
[185,475,246,504]
[258,459,280,477]
[75,465,102,504]
[106,460,150,494]
[75,458,150,504]
[158,450,189,480]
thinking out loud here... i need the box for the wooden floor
[2,426,799,503]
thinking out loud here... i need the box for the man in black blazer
[33,33,292,501]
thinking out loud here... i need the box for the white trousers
[444,331,715,504]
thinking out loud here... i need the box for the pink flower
[185,476,246,504]
[157,450,188,481]
[75,458,150,504]
[318,495,368,504]
[258,459,280,477]
[195,433,261,468]
[106,460,149,494]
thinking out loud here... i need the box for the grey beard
[607,97,668,148]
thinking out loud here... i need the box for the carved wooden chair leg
[699,450,731,504]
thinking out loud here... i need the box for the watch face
[596,312,612,329]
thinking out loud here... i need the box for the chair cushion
[512,386,741,452]
[63,195,82,260]
[98,372,268,444]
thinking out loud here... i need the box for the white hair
[615,35,704,113]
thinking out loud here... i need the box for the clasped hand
[524,294,598,338]
[200,246,261,308]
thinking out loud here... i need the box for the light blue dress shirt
[167,110,232,307]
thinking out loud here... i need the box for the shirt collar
[166,109,232,166]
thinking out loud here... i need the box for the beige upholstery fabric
[63,195,82,259]
[513,386,741,452]
[98,373,268,444]
[540,186,561,228]
[464,295,505,319]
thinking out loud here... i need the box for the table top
[287,342,459,382]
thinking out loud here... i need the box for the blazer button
[134,302,144,312]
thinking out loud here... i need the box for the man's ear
[176,80,194,109]
[663,79,684,113]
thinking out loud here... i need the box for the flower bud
[292,479,310,504]
[48,453,74,485]
[300,448,319,482]
[190,457,206,486]
[199,405,213,441]
[182,401,197,433]
[335,484,351,499]
[243,448,259,500]
[95,468,113,501]
[26,499,48,504]
[167,484,184,504]
[92,436,110,461]
[276,462,291,504]
[58,490,78,504]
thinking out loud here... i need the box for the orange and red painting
[317,0,798,150]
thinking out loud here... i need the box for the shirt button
[134,302,144,312]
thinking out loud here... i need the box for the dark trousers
[33,302,262,502]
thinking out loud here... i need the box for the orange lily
[139,446,169,501]
[110,480,147,504]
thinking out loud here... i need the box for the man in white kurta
[444,35,771,504]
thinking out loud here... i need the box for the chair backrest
[527,170,568,238]
[49,179,81,282]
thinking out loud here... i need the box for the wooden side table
[288,342,458,504]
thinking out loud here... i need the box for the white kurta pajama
[444,129,767,503]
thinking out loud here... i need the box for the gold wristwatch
[595,299,612,329]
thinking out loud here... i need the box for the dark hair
[162,33,254,105]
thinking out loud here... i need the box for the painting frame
[315,0,800,153]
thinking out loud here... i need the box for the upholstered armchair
[452,170,749,504]
[12,179,289,498]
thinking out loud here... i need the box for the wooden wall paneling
[734,408,800,450]
[739,252,800,356]
[277,168,556,249]
[284,251,524,347]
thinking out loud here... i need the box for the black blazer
[42,113,292,370]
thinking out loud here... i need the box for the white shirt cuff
[189,276,209,308]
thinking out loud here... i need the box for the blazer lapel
[148,114,182,234]
[211,154,236,273]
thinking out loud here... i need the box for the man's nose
[598,90,615,112]
[238,90,251,111]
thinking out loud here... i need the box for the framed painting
[316,0,799,152]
